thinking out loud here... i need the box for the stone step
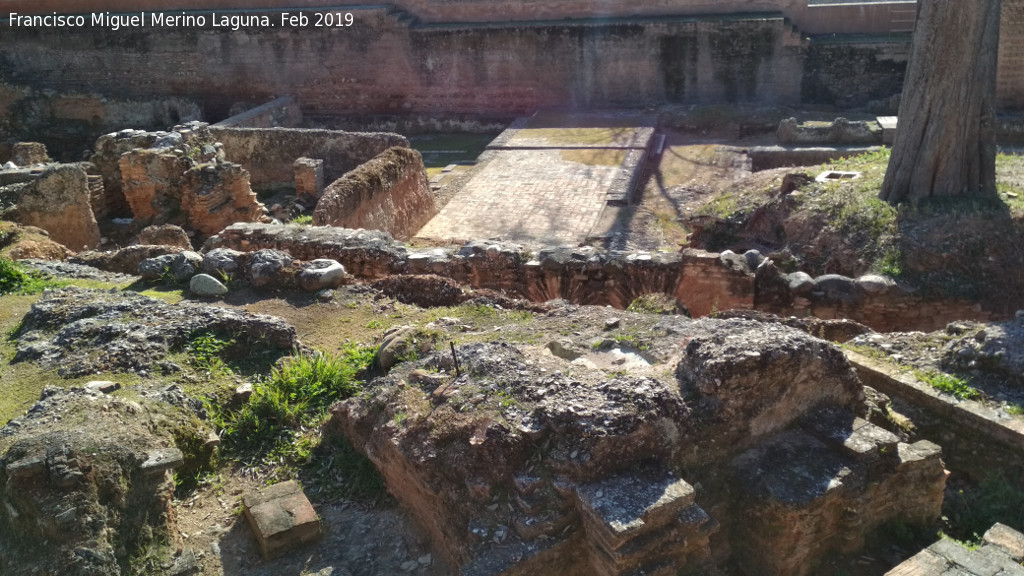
[576,468,696,551]
[586,503,717,576]
[801,406,899,464]
[513,510,574,541]
[886,524,1024,576]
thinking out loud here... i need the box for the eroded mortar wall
[2,2,1024,114]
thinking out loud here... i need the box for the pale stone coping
[845,350,1024,447]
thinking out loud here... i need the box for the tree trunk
[880,0,1002,204]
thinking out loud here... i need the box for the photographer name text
[6,11,355,31]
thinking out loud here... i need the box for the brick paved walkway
[416,112,655,247]
[417,149,617,245]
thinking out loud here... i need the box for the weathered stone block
[242,480,321,559]
[984,523,1024,562]
[576,469,695,550]
[139,224,191,248]
[297,259,346,292]
[140,448,184,476]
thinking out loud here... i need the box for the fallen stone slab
[140,447,184,476]
[242,480,322,559]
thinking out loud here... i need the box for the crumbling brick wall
[119,147,266,237]
[312,147,436,241]
[8,164,101,250]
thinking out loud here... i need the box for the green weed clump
[210,345,375,454]
[188,332,237,373]
[914,370,979,400]
[0,258,62,295]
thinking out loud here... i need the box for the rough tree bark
[880,0,1002,204]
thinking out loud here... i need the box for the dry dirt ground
[174,473,448,576]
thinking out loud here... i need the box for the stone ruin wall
[211,96,303,129]
[1,2,1023,116]
[0,0,926,33]
[205,223,1003,332]
[207,126,410,192]
[0,9,805,120]
[312,147,437,241]
[327,312,948,575]
[852,352,1024,486]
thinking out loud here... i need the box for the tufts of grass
[695,194,739,219]
[914,369,979,400]
[0,258,65,295]
[291,214,313,225]
[208,345,375,456]
[187,332,237,374]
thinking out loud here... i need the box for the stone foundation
[293,157,324,202]
[117,124,266,236]
[848,351,1024,484]
[330,314,945,575]
[204,223,1003,330]
[887,523,1024,576]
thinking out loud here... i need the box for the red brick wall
[1,10,804,119]
[1000,0,1024,109]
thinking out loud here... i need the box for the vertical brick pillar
[293,157,324,202]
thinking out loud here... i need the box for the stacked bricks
[293,157,324,202]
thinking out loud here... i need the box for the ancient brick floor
[416,113,654,247]
[417,149,617,245]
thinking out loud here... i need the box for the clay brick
[242,480,321,559]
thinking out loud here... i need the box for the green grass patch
[695,194,738,219]
[187,332,237,374]
[291,214,313,225]
[0,258,67,295]
[841,343,893,364]
[208,345,374,456]
[914,369,979,400]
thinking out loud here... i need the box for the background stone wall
[0,9,804,119]
[208,126,409,192]
[0,82,202,160]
